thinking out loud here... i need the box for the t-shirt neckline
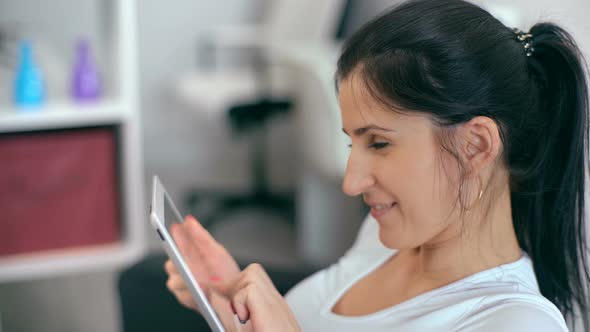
[322,250,528,322]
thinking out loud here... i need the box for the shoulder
[449,256,568,332]
[463,300,568,332]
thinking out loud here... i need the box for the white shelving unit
[0,0,146,282]
[0,100,128,132]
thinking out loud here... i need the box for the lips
[369,202,397,219]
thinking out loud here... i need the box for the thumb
[214,276,251,325]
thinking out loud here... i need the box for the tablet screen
[163,189,184,235]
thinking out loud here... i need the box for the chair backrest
[265,0,346,42]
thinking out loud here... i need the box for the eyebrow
[342,125,397,137]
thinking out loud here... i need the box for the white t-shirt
[285,215,568,331]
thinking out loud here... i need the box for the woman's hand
[211,263,301,332]
[165,215,240,311]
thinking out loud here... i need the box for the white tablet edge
[150,175,227,332]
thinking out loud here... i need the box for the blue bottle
[14,41,45,108]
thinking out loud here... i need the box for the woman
[165,0,590,330]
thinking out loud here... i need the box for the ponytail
[511,23,590,329]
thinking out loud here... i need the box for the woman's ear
[459,116,501,176]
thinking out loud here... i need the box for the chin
[378,225,408,250]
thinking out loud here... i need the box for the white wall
[477,0,590,51]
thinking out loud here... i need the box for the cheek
[386,143,443,212]
[376,147,456,248]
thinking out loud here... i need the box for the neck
[401,182,522,285]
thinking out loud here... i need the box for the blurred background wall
[0,0,589,331]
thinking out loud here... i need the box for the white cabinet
[0,0,145,282]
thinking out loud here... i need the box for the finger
[183,215,218,251]
[219,263,263,299]
[177,292,198,310]
[231,284,253,324]
[166,274,188,292]
[170,221,187,247]
[171,221,197,261]
[222,270,256,324]
[169,221,184,240]
[234,263,277,300]
[252,264,282,300]
[164,259,177,275]
[225,263,284,326]
[209,290,241,332]
[217,269,246,296]
[246,263,274,287]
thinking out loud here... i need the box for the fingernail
[209,276,222,282]
[230,302,237,315]
[239,318,248,324]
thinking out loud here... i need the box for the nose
[342,153,375,197]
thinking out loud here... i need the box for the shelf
[0,0,147,283]
[0,100,130,133]
[0,242,144,283]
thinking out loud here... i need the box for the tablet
[150,175,226,332]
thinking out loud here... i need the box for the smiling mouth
[370,202,397,219]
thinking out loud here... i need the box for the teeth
[374,204,389,210]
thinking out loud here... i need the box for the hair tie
[512,28,535,57]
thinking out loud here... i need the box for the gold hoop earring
[460,176,484,211]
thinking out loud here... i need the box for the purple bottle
[71,39,101,102]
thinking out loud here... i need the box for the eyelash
[347,141,391,150]
[370,142,390,149]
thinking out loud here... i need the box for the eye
[369,142,390,149]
